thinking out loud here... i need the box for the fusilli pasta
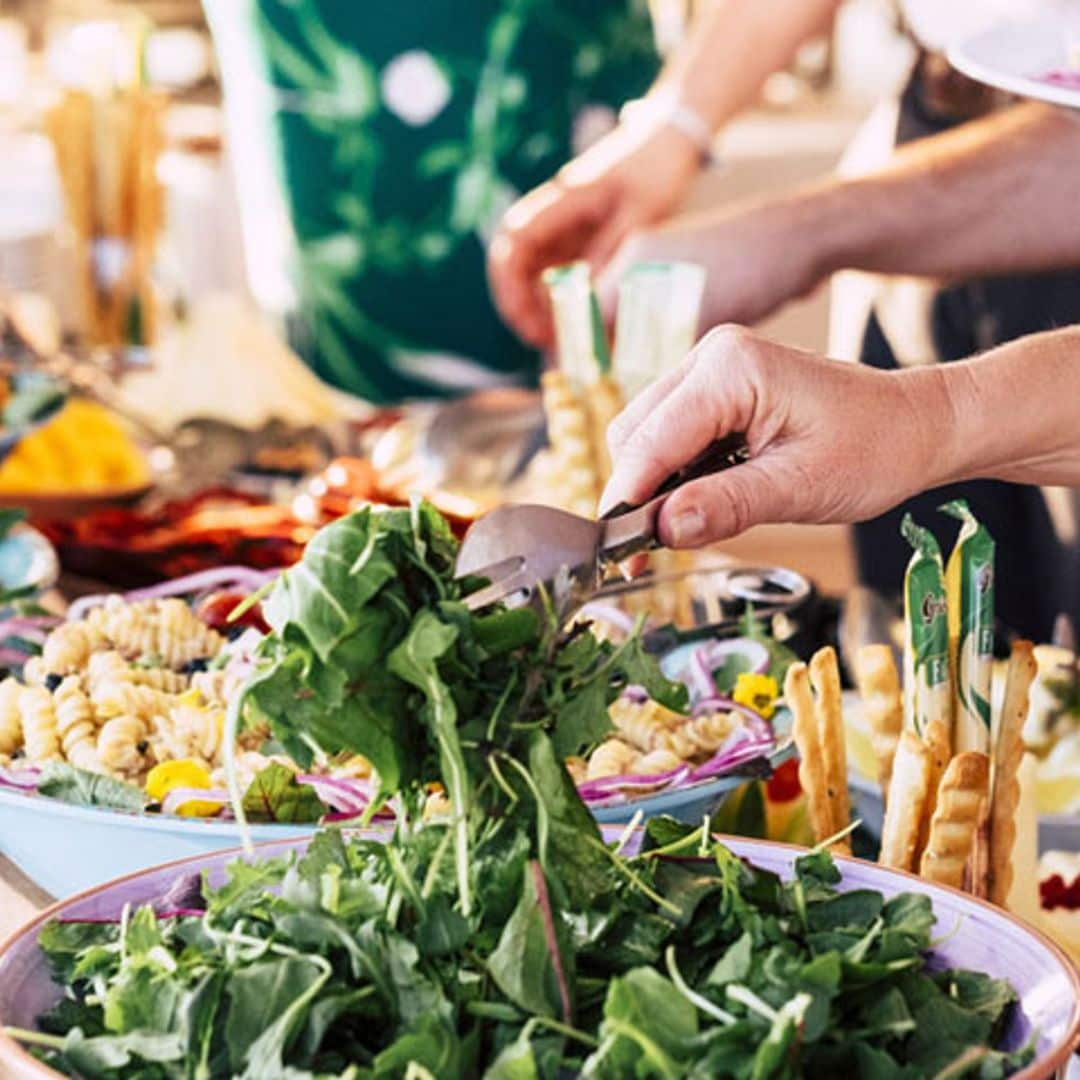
[96,714,149,776]
[152,703,224,768]
[19,686,61,763]
[86,596,224,668]
[54,676,102,772]
[585,738,638,781]
[0,677,22,755]
[40,622,106,675]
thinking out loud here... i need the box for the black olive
[136,740,149,754]
[44,673,63,692]
[182,658,210,673]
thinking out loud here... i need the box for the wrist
[620,92,719,168]
[891,363,980,493]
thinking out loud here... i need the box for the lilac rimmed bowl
[0,833,1077,1079]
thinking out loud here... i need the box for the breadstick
[914,718,951,865]
[786,662,841,852]
[854,644,903,801]
[586,373,623,484]
[878,732,932,871]
[988,641,1036,907]
[919,752,990,890]
[809,647,851,851]
[539,370,600,516]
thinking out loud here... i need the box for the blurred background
[0,0,923,597]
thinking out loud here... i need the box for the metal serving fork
[455,433,749,613]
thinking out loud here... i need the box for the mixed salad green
[7,504,1033,1078]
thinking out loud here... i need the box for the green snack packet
[541,261,610,384]
[901,514,951,738]
[941,499,995,753]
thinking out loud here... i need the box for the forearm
[905,328,1080,490]
[646,0,840,130]
[818,103,1080,280]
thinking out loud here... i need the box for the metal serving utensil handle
[599,433,749,564]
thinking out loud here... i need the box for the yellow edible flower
[733,672,779,719]
[144,759,221,817]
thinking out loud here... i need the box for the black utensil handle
[600,432,749,521]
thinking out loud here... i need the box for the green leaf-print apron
[204,0,658,404]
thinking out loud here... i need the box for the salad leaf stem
[664,946,736,1026]
[529,860,574,1024]
[2,1027,65,1050]
[583,834,681,917]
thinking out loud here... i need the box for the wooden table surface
[0,855,53,941]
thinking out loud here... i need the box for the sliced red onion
[621,684,649,704]
[0,615,61,645]
[297,774,373,816]
[0,764,40,790]
[154,908,209,919]
[687,647,718,701]
[0,629,46,648]
[705,637,771,674]
[0,647,35,667]
[578,603,640,636]
[686,639,772,702]
[161,786,230,816]
[685,724,775,783]
[67,567,278,621]
[576,764,690,801]
[691,696,773,741]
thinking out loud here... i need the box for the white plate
[948,16,1080,109]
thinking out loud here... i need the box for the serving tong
[455,433,750,614]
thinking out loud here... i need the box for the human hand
[599,326,946,548]
[488,123,701,351]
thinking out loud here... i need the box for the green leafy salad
[8,504,1033,1079]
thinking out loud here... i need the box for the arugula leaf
[240,763,325,823]
[262,508,399,662]
[59,1028,184,1075]
[36,763,146,812]
[488,861,574,1020]
[224,956,325,1071]
[372,1014,462,1077]
[582,968,697,1079]
[36,921,119,985]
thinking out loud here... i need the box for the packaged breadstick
[940,500,995,754]
[902,515,951,738]
[612,261,705,397]
[542,261,611,387]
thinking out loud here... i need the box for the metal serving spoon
[455,433,749,614]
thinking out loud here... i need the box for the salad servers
[456,432,749,612]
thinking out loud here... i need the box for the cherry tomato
[765,757,801,804]
[196,590,270,635]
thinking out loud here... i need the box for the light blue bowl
[0,785,315,898]
[590,707,794,826]
[590,739,795,826]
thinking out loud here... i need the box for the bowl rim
[0,731,795,831]
[1,832,1078,1079]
